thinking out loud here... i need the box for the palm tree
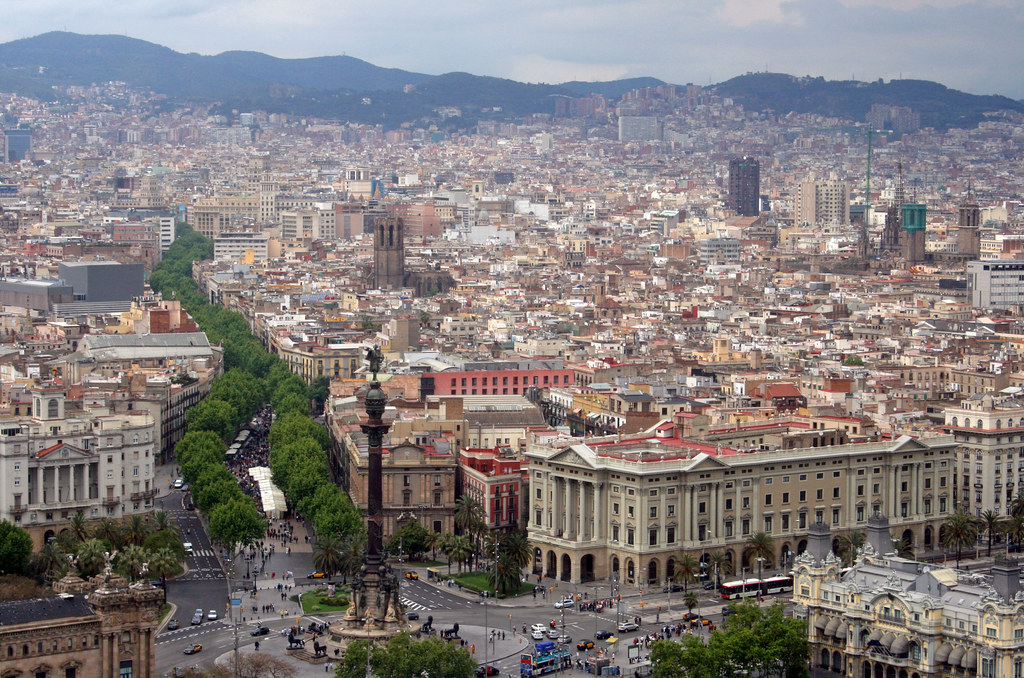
[744,532,774,581]
[941,509,979,568]
[675,554,700,592]
[891,536,914,559]
[683,592,699,617]
[499,530,533,572]
[116,544,149,581]
[148,547,179,602]
[122,515,151,547]
[312,534,344,578]
[708,551,732,591]
[438,533,457,575]
[30,542,67,582]
[151,511,180,538]
[424,531,441,562]
[454,496,484,536]
[491,552,523,597]
[1011,491,1024,519]
[75,538,108,578]
[338,532,365,584]
[837,531,866,566]
[448,535,473,574]
[94,518,123,549]
[979,510,1003,557]
[69,511,91,544]
[1006,515,1024,554]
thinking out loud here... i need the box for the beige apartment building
[525,427,955,586]
[945,394,1024,517]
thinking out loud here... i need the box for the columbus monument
[327,346,410,651]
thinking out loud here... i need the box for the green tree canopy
[210,497,266,552]
[0,520,33,576]
[338,633,476,678]
[185,397,237,443]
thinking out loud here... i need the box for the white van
[173,478,183,489]
[183,542,194,555]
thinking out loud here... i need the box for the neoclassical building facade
[794,515,1024,678]
[525,424,955,587]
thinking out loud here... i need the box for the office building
[967,260,1024,310]
[728,157,760,217]
[525,422,954,585]
[58,262,144,303]
[3,128,32,162]
[213,230,270,263]
[794,515,1024,678]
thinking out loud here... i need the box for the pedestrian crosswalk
[401,596,429,611]
[190,549,216,558]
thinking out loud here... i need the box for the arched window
[964,418,971,428]
[996,420,1002,430]
[951,417,958,427]
[48,398,58,418]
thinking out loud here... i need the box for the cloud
[505,55,631,85]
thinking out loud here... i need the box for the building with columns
[0,386,158,547]
[794,514,1024,678]
[525,422,954,587]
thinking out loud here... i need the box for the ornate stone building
[0,569,162,678]
[794,514,1024,678]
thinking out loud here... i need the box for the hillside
[713,73,1024,130]
[0,33,1020,132]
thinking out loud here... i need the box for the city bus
[720,578,761,599]
[521,641,571,676]
[760,575,794,595]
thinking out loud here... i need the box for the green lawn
[452,571,534,599]
[300,587,350,613]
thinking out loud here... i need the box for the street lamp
[755,557,765,599]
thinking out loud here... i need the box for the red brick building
[425,367,574,397]
[460,445,524,531]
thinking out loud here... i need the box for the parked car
[476,666,499,677]
[250,626,270,636]
[407,612,420,621]
[702,581,716,590]
[553,597,575,609]
[405,571,419,580]
[594,630,614,640]
[207,610,217,621]
[167,619,179,630]
[662,583,685,593]
[617,621,639,633]
[576,639,595,650]
[183,644,202,655]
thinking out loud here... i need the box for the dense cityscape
[1,24,1024,678]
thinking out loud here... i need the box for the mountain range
[0,32,1021,131]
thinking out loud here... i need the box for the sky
[2,0,1022,99]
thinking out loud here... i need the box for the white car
[553,597,575,609]
[547,627,560,639]
[207,609,217,621]
[617,621,639,633]
[530,624,546,640]
[183,542,194,555]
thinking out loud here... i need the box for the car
[407,612,420,621]
[405,571,419,580]
[180,483,190,492]
[556,634,572,645]
[547,627,560,639]
[191,608,203,625]
[173,478,183,489]
[617,621,639,633]
[702,581,716,590]
[662,583,684,593]
[183,643,202,655]
[307,572,326,579]
[167,619,179,630]
[594,630,614,640]
[207,609,217,621]
[184,501,195,511]
[476,666,499,677]
[576,639,595,650]
[722,606,738,617]
[531,629,545,640]
[183,542,194,556]
[250,626,270,636]
[553,597,575,609]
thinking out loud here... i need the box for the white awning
[948,646,965,665]
[934,643,952,663]
[964,649,977,670]
[815,616,830,631]
[824,618,841,636]
[834,622,848,640]
[890,636,908,655]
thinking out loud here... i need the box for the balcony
[131,489,157,500]
[102,497,120,506]
[10,505,24,514]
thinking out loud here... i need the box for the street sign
[231,599,241,606]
